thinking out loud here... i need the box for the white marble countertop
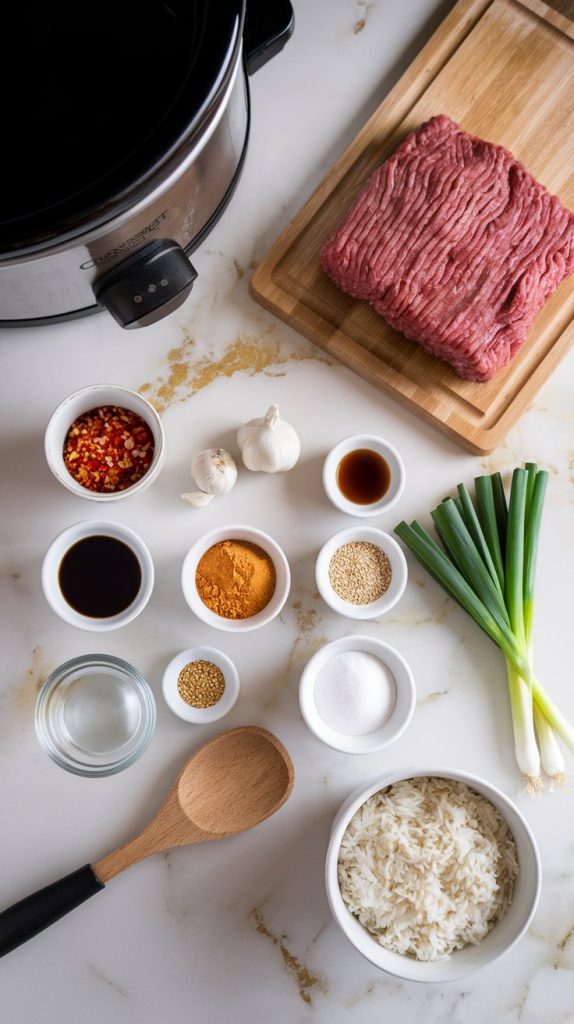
[2,2,574,1022]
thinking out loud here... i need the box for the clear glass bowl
[35,654,156,777]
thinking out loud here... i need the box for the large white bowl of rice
[325,768,540,982]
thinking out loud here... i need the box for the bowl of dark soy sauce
[323,434,405,518]
[42,521,154,630]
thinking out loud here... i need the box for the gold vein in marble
[514,980,531,1020]
[419,690,449,704]
[344,978,406,1008]
[263,590,326,707]
[138,329,331,412]
[286,630,328,677]
[553,919,574,970]
[161,852,194,923]
[480,437,523,477]
[309,921,329,947]
[479,437,564,481]
[557,921,574,951]
[12,646,53,713]
[250,907,326,1005]
[0,566,30,600]
[353,0,374,34]
[88,964,129,1000]
[291,601,319,635]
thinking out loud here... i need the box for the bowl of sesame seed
[162,646,240,724]
[45,383,166,501]
[315,526,408,620]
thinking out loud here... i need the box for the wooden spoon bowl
[95,726,294,880]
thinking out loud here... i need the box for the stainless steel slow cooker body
[0,1,293,329]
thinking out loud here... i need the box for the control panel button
[92,239,197,329]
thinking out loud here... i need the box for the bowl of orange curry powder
[181,524,291,632]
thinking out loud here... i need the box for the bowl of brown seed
[162,646,240,723]
[315,526,408,620]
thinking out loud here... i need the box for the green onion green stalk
[395,464,571,794]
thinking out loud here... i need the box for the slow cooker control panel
[92,239,197,329]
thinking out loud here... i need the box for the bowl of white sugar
[298,635,415,753]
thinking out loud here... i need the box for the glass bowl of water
[35,654,156,777]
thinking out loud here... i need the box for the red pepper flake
[63,405,155,493]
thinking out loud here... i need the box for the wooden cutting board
[250,0,574,454]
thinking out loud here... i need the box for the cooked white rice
[338,777,518,962]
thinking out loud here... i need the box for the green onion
[475,475,505,592]
[534,704,565,787]
[431,500,510,631]
[506,661,541,794]
[523,469,548,645]
[395,519,531,679]
[395,463,573,792]
[503,468,540,791]
[457,483,503,598]
[522,469,564,783]
[491,472,508,561]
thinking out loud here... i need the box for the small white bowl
[45,383,166,501]
[42,520,154,631]
[162,646,240,723]
[299,635,415,753]
[316,525,407,619]
[181,524,291,633]
[326,768,541,983]
[323,434,405,517]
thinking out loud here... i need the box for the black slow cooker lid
[1,1,243,255]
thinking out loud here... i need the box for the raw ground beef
[320,115,574,382]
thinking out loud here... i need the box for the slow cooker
[0,0,293,329]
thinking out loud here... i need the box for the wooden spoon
[0,726,293,957]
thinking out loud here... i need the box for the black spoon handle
[0,864,105,957]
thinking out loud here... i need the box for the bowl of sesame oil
[322,434,405,517]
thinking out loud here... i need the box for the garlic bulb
[181,448,237,507]
[237,404,300,473]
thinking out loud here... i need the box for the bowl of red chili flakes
[45,384,166,500]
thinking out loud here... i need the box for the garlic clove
[237,404,300,474]
[190,448,237,496]
[181,491,215,507]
